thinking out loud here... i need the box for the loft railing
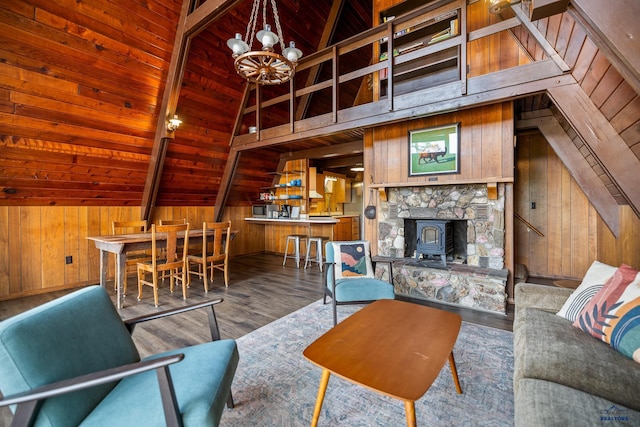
[231,0,465,146]
[230,0,565,149]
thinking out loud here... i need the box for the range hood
[308,190,324,199]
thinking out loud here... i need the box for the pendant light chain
[270,0,287,52]
[245,0,261,50]
[227,0,303,85]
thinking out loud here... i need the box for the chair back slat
[153,223,189,269]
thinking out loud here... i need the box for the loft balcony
[230,0,571,150]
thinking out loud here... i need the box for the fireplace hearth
[376,184,507,314]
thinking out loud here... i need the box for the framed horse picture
[408,123,460,176]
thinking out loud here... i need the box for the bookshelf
[377,4,461,98]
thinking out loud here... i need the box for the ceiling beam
[517,113,621,237]
[184,0,243,38]
[510,3,570,72]
[547,83,640,218]
[295,0,346,121]
[280,140,363,160]
[140,0,195,222]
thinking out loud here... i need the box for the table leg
[448,352,462,394]
[99,250,108,289]
[404,400,417,427]
[311,369,331,427]
[116,253,126,309]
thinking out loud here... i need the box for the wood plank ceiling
[0,0,639,221]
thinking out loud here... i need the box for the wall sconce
[488,0,524,14]
[166,114,182,132]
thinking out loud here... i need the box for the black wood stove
[415,220,454,266]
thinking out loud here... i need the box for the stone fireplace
[376,183,508,314]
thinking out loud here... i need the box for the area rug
[220,300,514,426]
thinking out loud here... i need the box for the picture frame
[408,123,460,176]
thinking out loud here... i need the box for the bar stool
[283,234,307,268]
[304,236,329,271]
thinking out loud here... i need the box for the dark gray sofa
[513,283,640,426]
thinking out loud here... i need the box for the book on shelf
[428,28,451,45]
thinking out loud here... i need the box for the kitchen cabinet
[334,216,360,241]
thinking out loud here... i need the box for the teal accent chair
[323,241,395,325]
[0,286,238,427]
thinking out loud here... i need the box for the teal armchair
[0,286,238,427]
[323,240,395,325]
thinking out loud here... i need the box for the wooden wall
[515,131,598,278]
[364,102,514,245]
[515,131,640,278]
[0,205,261,300]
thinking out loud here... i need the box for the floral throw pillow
[573,264,640,363]
[332,241,375,280]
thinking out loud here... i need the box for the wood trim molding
[518,114,621,237]
[547,83,640,220]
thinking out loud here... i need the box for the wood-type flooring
[1,253,514,357]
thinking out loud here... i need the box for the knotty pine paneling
[0,205,266,300]
[515,131,611,279]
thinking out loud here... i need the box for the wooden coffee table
[303,299,462,427]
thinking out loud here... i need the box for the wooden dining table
[87,229,236,309]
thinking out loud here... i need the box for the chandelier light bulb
[283,41,302,62]
[257,24,278,50]
[227,33,249,56]
[228,0,301,85]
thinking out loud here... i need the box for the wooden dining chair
[158,218,186,225]
[137,223,189,307]
[112,220,150,295]
[188,221,231,291]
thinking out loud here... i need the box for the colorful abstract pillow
[573,264,640,363]
[557,261,618,321]
[331,241,375,280]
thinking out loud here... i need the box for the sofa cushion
[573,264,640,363]
[515,378,640,427]
[80,339,239,427]
[514,307,640,411]
[556,261,618,321]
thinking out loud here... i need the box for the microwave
[252,204,279,218]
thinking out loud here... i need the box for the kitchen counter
[244,217,337,255]
[244,217,338,224]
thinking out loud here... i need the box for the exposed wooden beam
[547,83,640,218]
[517,114,621,237]
[184,0,243,38]
[468,17,520,42]
[141,0,195,222]
[510,3,570,72]
[568,2,640,95]
[213,147,241,221]
[295,0,345,121]
[281,141,363,160]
